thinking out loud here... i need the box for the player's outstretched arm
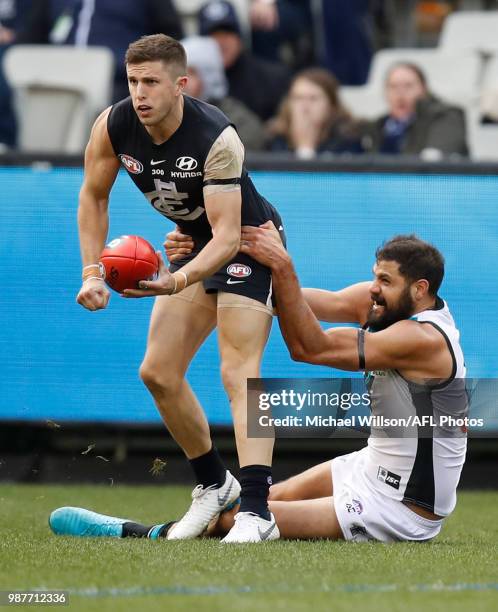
[310,319,451,376]
[240,223,451,377]
[76,109,120,311]
[302,283,372,324]
[240,221,342,364]
[272,264,446,374]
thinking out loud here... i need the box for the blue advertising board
[0,167,497,424]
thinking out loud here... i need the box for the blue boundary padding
[1,168,497,424]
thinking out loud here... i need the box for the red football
[99,235,159,293]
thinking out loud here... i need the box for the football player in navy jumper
[76,34,284,543]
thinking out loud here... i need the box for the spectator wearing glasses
[360,62,468,158]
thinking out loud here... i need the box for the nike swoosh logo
[150,159,166,166]
[218,480,234,507]
[258,521,276,540]
[227,279,245,285]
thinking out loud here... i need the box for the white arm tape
[83,276,105,284]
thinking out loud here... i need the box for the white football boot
[221,511,280,544]
[167,470,241,540]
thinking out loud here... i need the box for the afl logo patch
[227,263,252,278]
[176,156,198,171]
[119,154,143,174]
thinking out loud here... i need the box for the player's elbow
[288,333,331,365]
[290,346,330,367]
[289,345,309,363]
[78,185,108,214]
[226,236,240,259]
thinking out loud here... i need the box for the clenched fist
[76,277,110,311]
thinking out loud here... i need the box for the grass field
[0,485,497,611]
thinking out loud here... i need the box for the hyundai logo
[176,156,198,171]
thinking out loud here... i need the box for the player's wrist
[271,252,293,275]
[171,270,188,294]
[82,276,105,285]
[82,263,103,282]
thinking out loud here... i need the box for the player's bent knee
[139,362,183,396]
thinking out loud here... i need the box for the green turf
[0,485,496,611]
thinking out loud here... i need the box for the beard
[366,286,415,332]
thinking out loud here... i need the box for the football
[99,235,159,293]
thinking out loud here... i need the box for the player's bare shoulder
[370,319,452,378]
[413,318,451,351]
[81,106,120,196]
[380,318,447,350]
[85,107,118,161]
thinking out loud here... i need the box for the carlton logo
[227,263,252,278]
[119,154,143,174]
[176,156,198,171]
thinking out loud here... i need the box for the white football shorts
[331,447,443,543]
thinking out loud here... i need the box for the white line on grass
[30,583,498,598]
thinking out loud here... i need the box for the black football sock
[188,445,227,489]
[238,465,272,521]
[122,521,176,539]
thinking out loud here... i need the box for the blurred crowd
[0,0,496,157]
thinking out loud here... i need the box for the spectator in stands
[266,68,362,158]
[321,0,374,86]
[182,36,266,151]
[360,62,468,158]
[249,0,315,70]
[15,0,75,44]
[17,0,184,102]
[0,0,34,148]
[199,1,290,120]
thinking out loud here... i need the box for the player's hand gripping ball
[99,235,159,293]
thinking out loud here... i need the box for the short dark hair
[125,34,187,77]
[386,62,428,91]
[375,234,444,295]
